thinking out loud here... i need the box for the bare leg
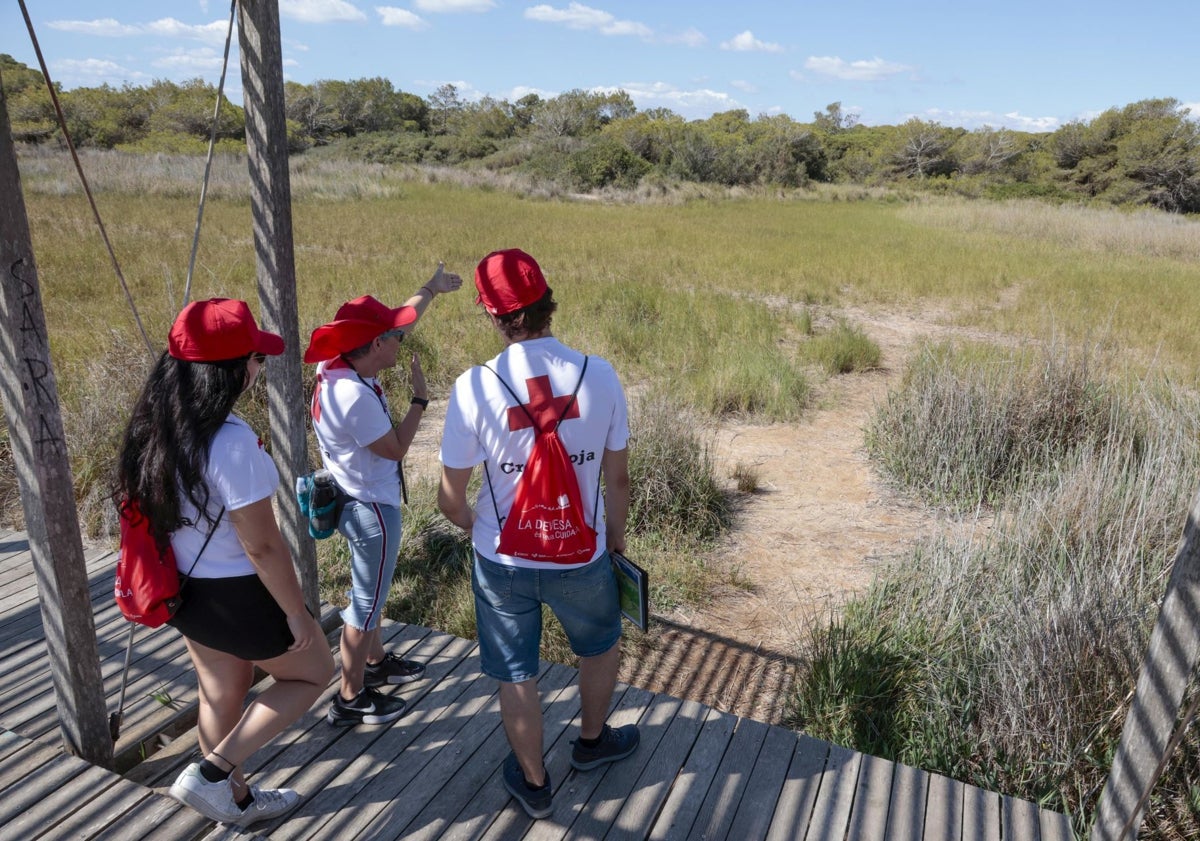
[187,636,333,781]
[499,678,545,787]
[577,642,620,740]
[338,623,383,699]
[186,639,255,796]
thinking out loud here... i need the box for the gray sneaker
[570,723,640,771]
[502,752,553,819]
[232,785,300,827]
[169,763,242,823]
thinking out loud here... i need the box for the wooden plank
[269,634,492,840]
[649,707,738,841]
[541,688,678,841]
[477,683,652,841]
[602,698,710,841]
[28,775,154,840]
[1,756,124,839]
[1002,795,1042,841]
[1093,489,1200,841]
[388,663,581,841]
[765,733,829,841]
[431,672,621,841]
[686,716,770,841]
[884,761,930,841]
[804,743,862,841]
[1040,806,1076,841]
[961,782,1001,841]
[845,750,897,839]
[923,772,964,841]
[79,789,187,840]
[724,724,800,841]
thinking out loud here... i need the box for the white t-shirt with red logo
[311,359,401,506]
[171,415,278,578]
[440,337,630,570]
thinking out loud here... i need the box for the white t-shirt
[440,337,630,569]
[311,359,401,506]
[171,415,279,578]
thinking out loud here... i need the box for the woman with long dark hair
[117,298,333,827]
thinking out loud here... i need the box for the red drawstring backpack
[483,359,597,564]
[114,499,221,627]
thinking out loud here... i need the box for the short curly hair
[493,287,557,340]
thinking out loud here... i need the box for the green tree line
[3,54,1197,213]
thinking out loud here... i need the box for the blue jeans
[338,499,401,632]
[472,551,621,683]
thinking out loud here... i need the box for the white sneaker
[232,785,301,827]
[169,763,242,823]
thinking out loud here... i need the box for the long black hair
[116,351,249,549]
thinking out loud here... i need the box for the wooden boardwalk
[0,529,1076,840]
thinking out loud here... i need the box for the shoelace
[246,786,292,811]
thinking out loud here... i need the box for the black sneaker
[502,752,553,819]
[364,652,426,687]
[570,723,640,771]
[326,687,407,727]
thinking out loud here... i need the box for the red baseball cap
[303,295,418,363]
[167,298,284,362]
[474,249,549,316]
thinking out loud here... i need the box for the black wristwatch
[411,396,429,409]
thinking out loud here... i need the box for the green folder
[611,550,648,632]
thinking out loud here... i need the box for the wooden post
[1091,488,1200,840]
[0,73,113,768]
[236,0,319,612]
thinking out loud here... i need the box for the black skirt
[168,573,294,661]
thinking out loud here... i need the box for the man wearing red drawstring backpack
[438,248,638,821]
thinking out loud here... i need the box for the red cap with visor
[474,249,549,316]
[168,298,284,362]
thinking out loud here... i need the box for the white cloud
[509,85,558,100]
[663,27,707,48]
[720,31,782,53]
[920,108,1059,132]
[48,18,141,37]
[145,18,232,44]
[1182,102,1200,121]
[48,17,229,44]
[279,0,367,23]
[53,57,145,84]
[525,3,652,38]
[376,7,428,28]
[804,56,913,82]
[413,0,496,11]
[152,48,228,75]
[614,81,742,118]
[730,79,757,94]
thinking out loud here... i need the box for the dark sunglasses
[250,352,267,364]
[379,328,405,342]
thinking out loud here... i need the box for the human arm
[438,465,477,532]
[601,447,630,555]
[366,353,428,461]
[228,497,321,651]
[403,262,463,325]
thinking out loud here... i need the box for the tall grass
[865,340,1120,510]
[796,344,1200,837]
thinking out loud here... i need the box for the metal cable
[17,0,155,357]
[183,0,238,308]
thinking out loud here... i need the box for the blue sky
[5,1,1198,132]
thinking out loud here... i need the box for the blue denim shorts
[338,499,401,632]
[472,551,621,683]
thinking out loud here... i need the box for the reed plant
[797,344,1200,837]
